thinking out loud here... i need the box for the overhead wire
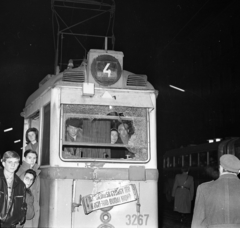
[162,0,211,51]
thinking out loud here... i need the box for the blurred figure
[0,151,26,228]
[191,154,240,228]
[25,128,39,155]
[16,150,41,228]
[172,167,194,222]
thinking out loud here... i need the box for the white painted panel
[61,87,154,108]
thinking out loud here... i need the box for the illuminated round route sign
[91,55,122,86]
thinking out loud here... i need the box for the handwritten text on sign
[82,184,138,214]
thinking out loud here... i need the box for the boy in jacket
[0,151,26,228]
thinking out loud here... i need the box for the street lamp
[169,85,185,92]
[4,128,13,132]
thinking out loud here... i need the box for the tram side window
[166,157,173,168]
[41,103,51,165]
[25,111,40,157]
[199,152,207,167]
[191,153,198,167]
[183,155,189,167]
[234,142,240,160]
[209,150,218,166]
[175,156,182,167]
[61,104,148,161]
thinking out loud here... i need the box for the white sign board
[82,184,138,214]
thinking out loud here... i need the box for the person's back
[192,154,240,228]
[199,175,240,226]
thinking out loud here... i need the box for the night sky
[0,0,240,158]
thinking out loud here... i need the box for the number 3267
[126,214,149,226]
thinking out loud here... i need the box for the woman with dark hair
[172,167,194,222]
[17,169,37,228]
[16,150,41,228]
[25,128,39,155]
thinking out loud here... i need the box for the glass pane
[25,111,40,160]
[199,152,207,167]
[184,155,189,167]
[175,156,182,167]
[41,103,51,165]
[62,104,148,161]
[234,141,240,160]
[209,150,218,166]
[191,153,198,167]
[169,157,173,167]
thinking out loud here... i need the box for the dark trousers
[0,222,16,228]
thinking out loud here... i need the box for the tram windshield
[61,104,148,161]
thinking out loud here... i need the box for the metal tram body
[21,49,158,228]
[162,138,240,202]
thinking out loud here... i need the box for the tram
[162,137,240,202]
[21,49,158,227]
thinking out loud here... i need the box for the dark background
[0,0,240,161]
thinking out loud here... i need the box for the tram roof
[25,65,156,107]
[163,142,220,157]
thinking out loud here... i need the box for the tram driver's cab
[61,105,148,161]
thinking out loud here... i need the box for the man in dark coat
[172,167,194,222]
[191,154,240,228]
[0,151,26,228]
[64,118,84,156]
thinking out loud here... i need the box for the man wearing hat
[191,154,240,228]
[64,118,84,156]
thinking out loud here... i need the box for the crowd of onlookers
[0,128,40,228]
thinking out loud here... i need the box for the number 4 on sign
[103,63,111,77]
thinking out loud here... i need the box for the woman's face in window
[111,130,118,144]
[28,131,36,143]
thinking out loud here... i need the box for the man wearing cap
[64,118,84,156]
[191,154,240,228]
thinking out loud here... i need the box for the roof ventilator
[126,74,147,87]
[63,70,85,83]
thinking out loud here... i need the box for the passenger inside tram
[25,128,39,155]
[63,117,137,159]
[64,118,83,156]
[116,123,130,144]
[110,126,133,159]
[61,103,149,160]
[110,128,118,144]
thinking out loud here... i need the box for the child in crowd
[16,150,41,228]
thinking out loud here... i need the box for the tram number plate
[126,214,149,226]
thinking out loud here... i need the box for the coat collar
[0,169,23,188]
[219,173,238,179]
[21,161,41,175]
